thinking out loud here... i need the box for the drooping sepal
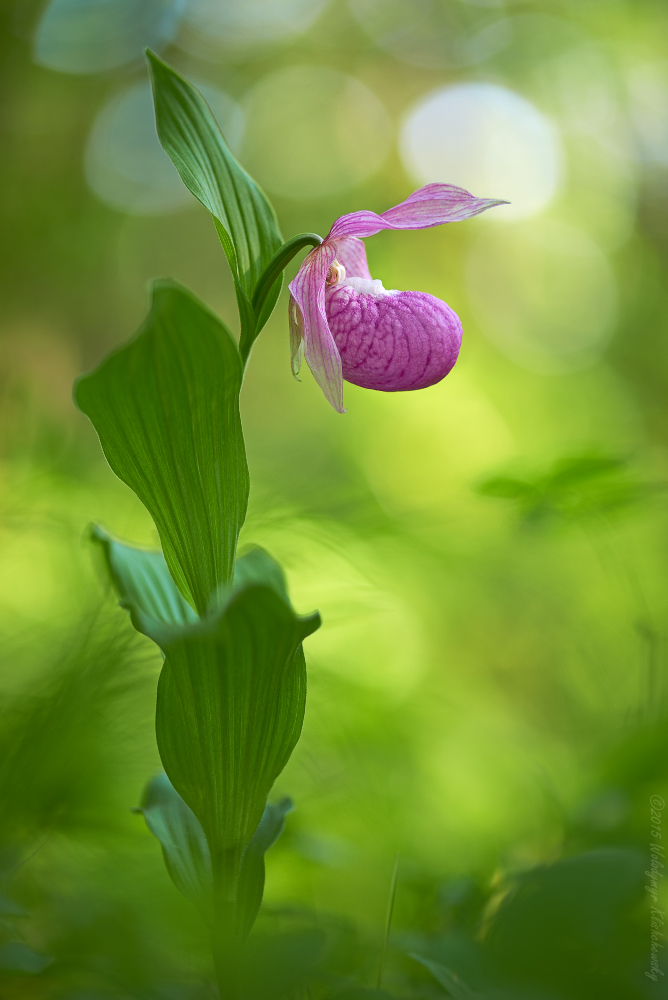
[289,294,304,380]
[288,242,344,412]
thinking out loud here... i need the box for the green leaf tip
[76,279,248,617]
[146,51,284,360]
[90,524,198,640]
[89,527,321,652]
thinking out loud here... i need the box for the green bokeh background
[1,0,668,995]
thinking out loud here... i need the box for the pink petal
[288,242,344,412]
[288,293,305,379]
[333,237,371,279]
[328,183,508,240]
[325,282,461,392]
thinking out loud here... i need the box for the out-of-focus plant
[72,52,503,998]
[475,452,657,527]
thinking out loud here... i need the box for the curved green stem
[241,233,323,367]
[251,233,323,317]
[210,847,243,1000]
[238,233,323,369]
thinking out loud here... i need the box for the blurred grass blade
[138,772,213,921]
[75,279,248,616]
[410,954,477,999]
[376,853,399,989]
[146,51,283,359]
[91,524,197,637]
[155,585,320,868]
[237,796,293,938]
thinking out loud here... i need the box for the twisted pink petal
[288,184,507,412]
[328,183,507,239]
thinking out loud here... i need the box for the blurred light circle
[240,66,392,200]
[400,83,563,221]
[34,0,185,74]
[349,0,511,70]
[85,80,243,215]
[466,220,617,373]
[628,61,668,167]
[182,0,329,48]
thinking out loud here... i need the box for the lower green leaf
[138,772,213,921]
[237,796,293,939]
[155,586,319,862]
[139,773,293,939]
[91,524,197,638]
[91,529,320,942]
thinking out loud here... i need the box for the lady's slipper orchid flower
[288,183,507,412]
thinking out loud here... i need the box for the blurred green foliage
[475,452,656,524]
[2,0,668,996]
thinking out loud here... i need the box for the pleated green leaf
[237,796,293,939]
[155,585,320,866]
[75,280,249,616]
[138,774,292,938]
[147,51,283,361]
[139,772,213,921]
[91,524,197,638]
[91,529,292,643]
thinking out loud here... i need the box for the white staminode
[340,276,399,298]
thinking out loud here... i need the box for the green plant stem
[243,233,323,365]
[210,922,240,1000]
[210,849,244,1000]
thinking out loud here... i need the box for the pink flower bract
[288,183,507,412]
